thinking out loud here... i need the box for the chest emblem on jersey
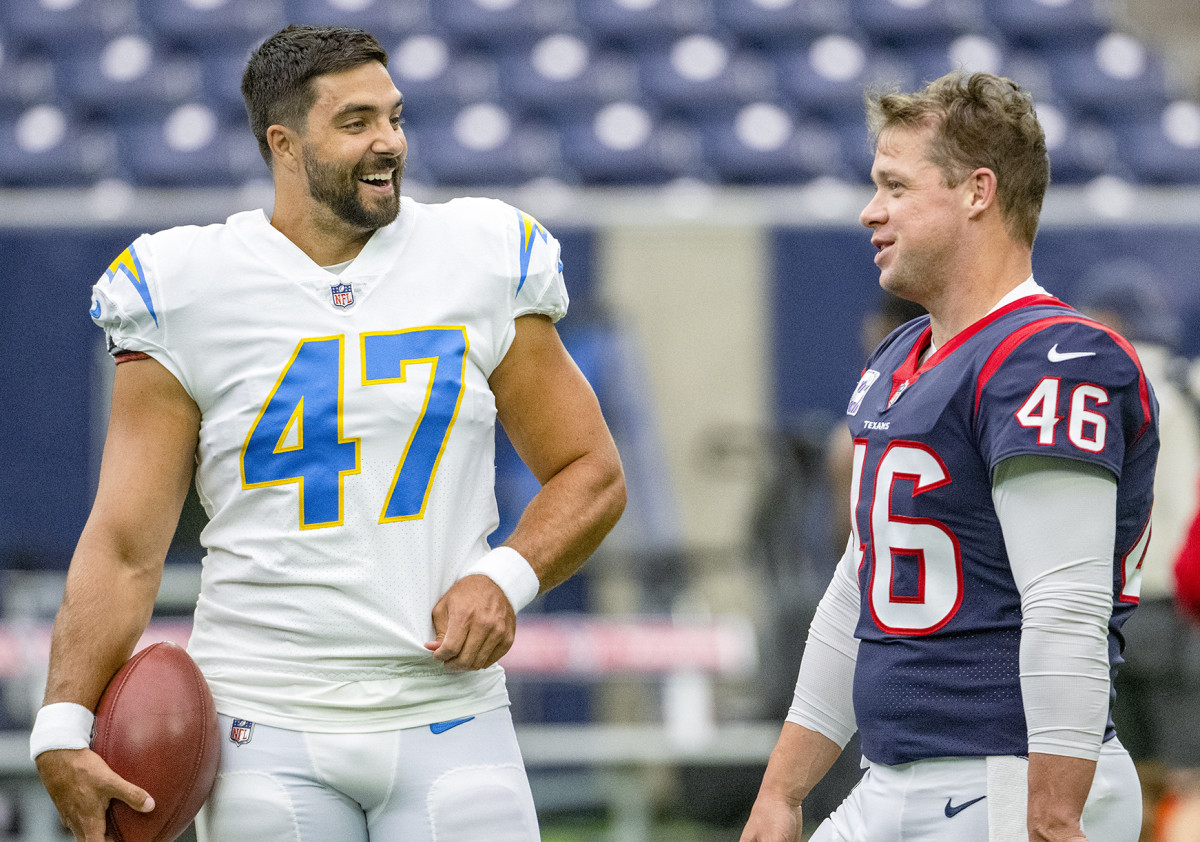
[330,281,355,309]
[847,369,881,416]
[888,379,911,408]
[230,719,255,746]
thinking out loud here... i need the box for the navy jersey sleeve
[973,317,1155,479]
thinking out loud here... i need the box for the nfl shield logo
[847,370,881,416]
[330,282,354,309]
[230,719,254,746]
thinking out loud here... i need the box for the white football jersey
[89,197,568,732]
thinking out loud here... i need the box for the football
[92,641,221,842]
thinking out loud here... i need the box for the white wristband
[30,702,95,761]
[460,546,541,613]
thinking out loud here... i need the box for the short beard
[304,152,403,231]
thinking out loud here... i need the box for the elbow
[599,453,627,530]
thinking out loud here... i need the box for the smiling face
[859,122,969,308]
[299,61,406,232]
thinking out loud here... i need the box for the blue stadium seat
[282,0,431,42]
[714,0,850,48]
[575,0,716,49]
[387,35,501,126]
[776,34,916,121]
[497,34,640,125]
[55,35,201,121]
[0,0,138,55]
[137,0,284,52]
[638,34,777,119]
[1049,34,1171,122]
[902,35,1011,85]
[0,104,115,186]
[1035,102,1119,184]
[195,45,256,121]
[1115,101,1200,185]
[414,106,568,186]
[0,44,58,113]
[114,105,262,186]
[847,0,976,47]
[430,0,578,51]
[985,0,1113,49]
[559,102,704,185]
[699,104,847,185]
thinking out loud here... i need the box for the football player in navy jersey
[742,72,1157,842]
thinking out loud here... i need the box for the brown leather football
[92,641,220,842]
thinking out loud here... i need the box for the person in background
[30,24,625,842]
[742,71,1157,842]
[1078,265,1200,842]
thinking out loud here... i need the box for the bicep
[85,357,201,564]
[489,315,617,483]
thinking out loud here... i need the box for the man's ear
[266,124,300,173]
[964,167,998,219]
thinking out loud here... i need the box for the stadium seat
[415,106,569,186]
[1035,102,1119,184]
[575,0,717,49]
[114,104,262,187]
[430,0,579,51]
[985,0,1113,49]
[638,34,777,119]
[0,46,58,114]
[387,35,502,126]
[775,34,916,121]
[497,34,641,125]
[0,104,116,186]
[195,45,256,121]
[714,0,850,48]
[699,103,848,185]
[847,0,977,47]
[903,34,1010,84]
[559,102,704,185]
[1115,100,1200,185]
[282,0,431,41]
[137,0,284,52]
[0,0,138,55]
[55,34,202,121]
[1049,33,1172,122]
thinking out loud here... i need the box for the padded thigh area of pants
[197,771,302,842]
[427,763,539,841]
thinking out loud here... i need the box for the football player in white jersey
[741,73,1155,842]
[31,25,625,842]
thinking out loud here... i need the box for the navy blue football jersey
[844,294,1158,765]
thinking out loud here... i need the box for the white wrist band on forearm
[460,546,540,613]
[30,702,95,761]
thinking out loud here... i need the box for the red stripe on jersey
[114,351,151,364]
[888,295,1067,405]
[973,316,1153,439]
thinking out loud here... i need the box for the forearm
[756,721,844,809]
[1027,753,1097,842]
[503,447,625,593]
[43,526,165,708]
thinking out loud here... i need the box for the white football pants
[195,706,539,842]
[811,737,1140,842]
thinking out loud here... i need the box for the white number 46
[1014,377,1109,453]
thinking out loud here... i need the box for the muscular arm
[993,454,1118,842]
[427,314,626,669]
[36,357,201,840]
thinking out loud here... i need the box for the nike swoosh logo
[1047,344,1097,362]
[944,795,986,818]
[429,716,475,734]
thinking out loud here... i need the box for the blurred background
[2,0,1200,839]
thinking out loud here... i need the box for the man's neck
[270,203,375,267]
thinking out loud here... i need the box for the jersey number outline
[852,439,964,635]
[241,327,468,529]
[1014,377,1109,453]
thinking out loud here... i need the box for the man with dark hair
[742,72,1156,842]
[31,24,625,842]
